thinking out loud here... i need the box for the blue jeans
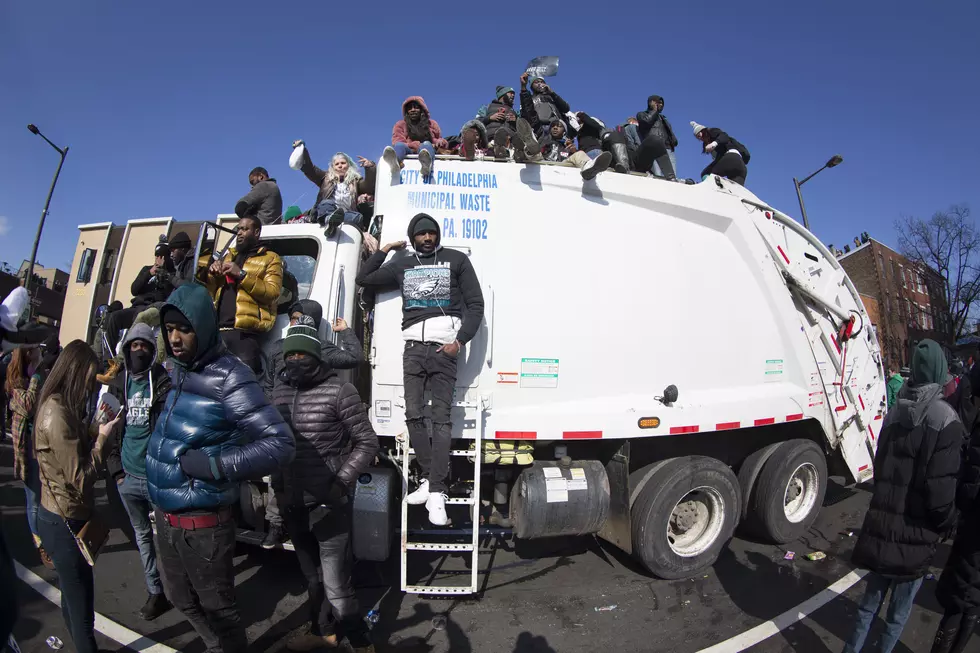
[37,506,97,653]
[623,124,642,153]
[586,149,602,160]
[315,199,363,229]
[843,573,922,653]
[118,475,163,595]
[653,150,678,178]
[393,141,434,163]
[23,458,40,538]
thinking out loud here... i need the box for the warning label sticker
[546,478,568,503]
[765,359,784,382]
[521,358,559,389]
[542,467,563,479]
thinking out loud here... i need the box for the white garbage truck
[70,155,884,594]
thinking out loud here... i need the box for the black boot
[610,142,630,174]
[654,153,677,181]
[139,593,172,621]
[262,522,284,549]
[949,614,978,653]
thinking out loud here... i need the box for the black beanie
[412,215,439,237]
[168,232,192,249]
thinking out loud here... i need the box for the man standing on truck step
[355,213,485,526]
[235,166,283,225]
[206,215,283,375]
[148,283,295,653]
[843,339,963,653]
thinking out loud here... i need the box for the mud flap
[597,441,632,555]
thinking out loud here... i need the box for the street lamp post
[24,124,69,300]
[793,154,843,231]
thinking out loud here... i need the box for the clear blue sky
[2,0,978,271]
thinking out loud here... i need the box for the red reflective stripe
[495,431,536,439]
[867,425,875,442]
[858,395,866,410]
[835,405,847,412]
[777,245,790,264]
[874,414,883,420]
[716,421,741,430]
[754,417,776,426]
[669,425,699,434]
[831,334,841,353]
[786,413,804,421]
[858,464,869,472]
[563,431,602,439]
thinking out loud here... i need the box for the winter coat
[146,284,295,513]
[34,394,107,520]
[234,179,283,226]
[131,263,175,307]
[263,328,363,397]
[479,98,519,141]
[852,382,964,579]
[272,365,379,504]
[295,147,377,214]
[698,128,751,179]
[636,101,678,151]
[519,86,571,138]
[539,121,575,163]
[172,251,198,289]
[392,96,443,150]
[355,213,485,345]
[574,112,606,154]
[206,245,283,333]
[887,373,905,408]
[9,374,40,481]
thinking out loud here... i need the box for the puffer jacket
[479,98,519,141]
[295,146,377,212]
[146,284,295,513]
[263,328,363,397]
[273,365,379,504]
[392,96,443,150]
[852,382,963,579]
[207,245,283,333]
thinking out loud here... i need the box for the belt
[164,507,233,531]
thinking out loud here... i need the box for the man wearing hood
[272,323,378,653]
[519,72,572,141]
[635,95,679,180]
[844,339,963,653]
[235,166,283,226]
[168,231,197,288]
[384,97,448,180]
[105,238,177,355]
[355,213,484,525]
[104,323,173,621]
[148,284,295,653]
[206,215,283,374]
[538,119,612,181]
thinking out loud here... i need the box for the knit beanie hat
[691,121,707,137]
[283,205,302,223]
[496,85,514,100]
[412,215,439,237]
[283,318,321,361]
[168,231,192,249]
[530,76,545,86]
[911,338,947,386]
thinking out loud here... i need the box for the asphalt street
[0,441,961,653]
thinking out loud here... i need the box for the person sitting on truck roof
[635,95,679,180]
[480,85,519,155]
[105,237,177,356]
[355,213,485,526]
[520,72,572,141]
[272,322,378,653]
[843,339,964,653]
[691,122,750,185]
[539,119,610,181]
[205,215,283,374]
[382,97,448,181]
[288,141,377,237]
[572,111,613,177]
[235,166,283,226]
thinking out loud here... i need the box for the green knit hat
[496,85,514,100]
[283,205,302,223]
[283,321,321,360]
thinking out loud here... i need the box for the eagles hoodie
[355,213,485,345]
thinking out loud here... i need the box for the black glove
[179,448,223,481]
[327,477,350,504]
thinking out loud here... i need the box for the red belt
[164,508,233,531]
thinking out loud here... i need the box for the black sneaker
[261,523,284,549]
[139,593,172,621]
[325,209,344,237]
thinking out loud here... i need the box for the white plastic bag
[289,144,306,171]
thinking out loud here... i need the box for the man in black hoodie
[355,213,484,526]
[520,73,572,140]
[105,238,177,354]
[843,339,963,653]
[636,95,679,180]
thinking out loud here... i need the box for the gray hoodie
[235,179,283,225]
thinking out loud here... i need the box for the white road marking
[696,568,868,652]
[14,561,180,653]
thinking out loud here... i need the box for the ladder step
[445,497,475,504]
[405,542,474,552]
[404,585,475,595]
[407,449,474,457]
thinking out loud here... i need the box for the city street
[1,442,950,653]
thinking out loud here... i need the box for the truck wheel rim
[784,463,818,523]
[667,486,725,557]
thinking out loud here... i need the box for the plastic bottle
[46,636,64,650]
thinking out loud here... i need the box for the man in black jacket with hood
[355,213,484,526]
[843,339,963,653]
[636,95,678,180]
[520,72,572,141]
[105,238,177,354]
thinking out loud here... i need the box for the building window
[76,249,97,284]
[99,250,116,285]
[891,260,901,285]
[900,264,906,288]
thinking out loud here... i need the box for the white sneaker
[406,479,430,505]
[418,149,432,180]
[426,492,449,526]
[581,157,598,180]
[581,151,612,180]
[382,146,400,179]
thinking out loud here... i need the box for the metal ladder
[399,400,484,595]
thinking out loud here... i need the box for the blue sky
[1,0,978,271]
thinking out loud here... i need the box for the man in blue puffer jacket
[147,283,294,653]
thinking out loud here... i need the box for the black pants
[403,341,458,494]
[105,305,143,354]
[220,330,263,375]
[36,506,97,653]
[636,134,676,179]
[286,500,370,647]
[932,609,978,653]
[154,511,246,653]
[705,152,747,185]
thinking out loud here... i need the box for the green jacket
[886,373,905,408]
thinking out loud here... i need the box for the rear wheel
[749,439,827,543]
[630,456,740,580]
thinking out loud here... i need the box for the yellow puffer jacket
[208,246,283,333]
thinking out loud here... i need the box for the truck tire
[630,456,740,580]
[750,439,827,544]
[736,442,782,526]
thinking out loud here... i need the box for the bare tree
[896,204,980,343]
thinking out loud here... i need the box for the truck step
[404,585,475,595]
[407,527,512,537]
[407,448,474,457]
[405,542,474,552]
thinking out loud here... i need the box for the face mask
[130,349,154,375]
[284,356,320,384]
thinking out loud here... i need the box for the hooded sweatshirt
[852,339,963,579]
[392,96,443,150]
[235,179,283,226]
[355,213,485,345]
[146,284,295,512]
[539,120,575,162]
[635,95,678,151]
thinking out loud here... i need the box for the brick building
[838,238,948,370]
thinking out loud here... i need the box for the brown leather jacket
[34,395,108,520]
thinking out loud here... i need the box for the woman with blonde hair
[289,140,376,236]
[33,340,121,653]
